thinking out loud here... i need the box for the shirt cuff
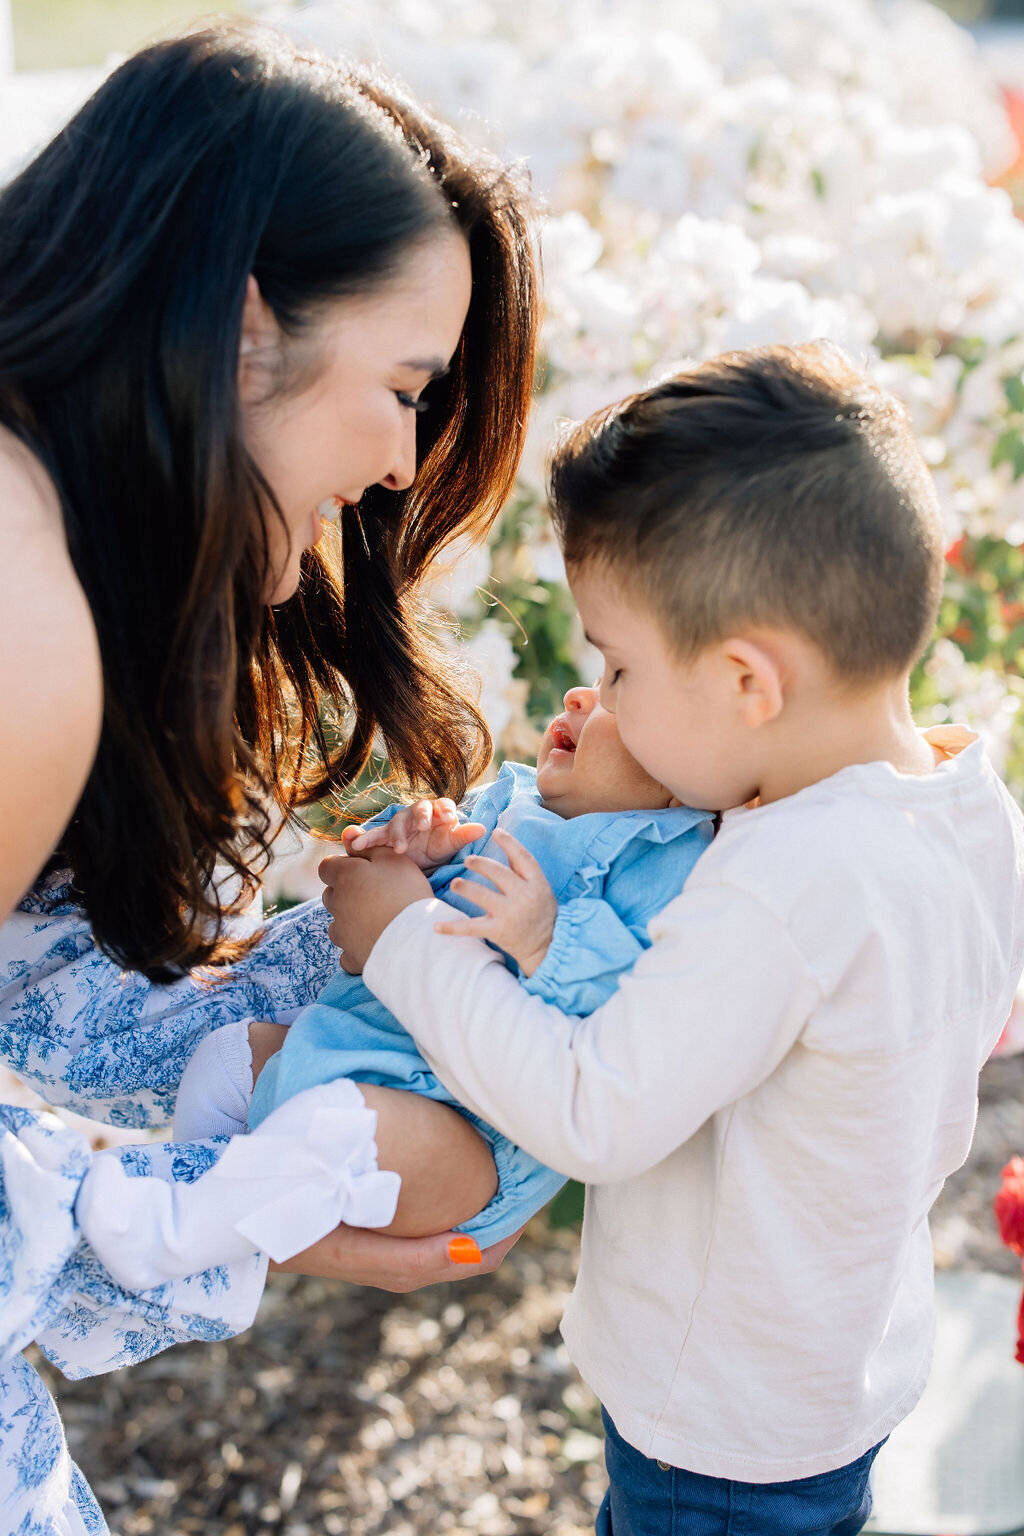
[521,902,578,999]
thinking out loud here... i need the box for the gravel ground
[30,1052,1024,1536]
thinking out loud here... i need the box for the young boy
[323,341,1024,1534]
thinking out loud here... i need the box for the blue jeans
[596,1409,884,1535]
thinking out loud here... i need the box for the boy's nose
[564,685,597,714]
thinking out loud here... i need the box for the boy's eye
[396,391,431,414]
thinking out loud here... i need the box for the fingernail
[448,1235,482,1264]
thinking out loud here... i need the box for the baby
[175,684,713,1246]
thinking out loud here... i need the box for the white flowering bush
[256,0,1024,802]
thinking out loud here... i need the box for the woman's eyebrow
[402,358,450,380]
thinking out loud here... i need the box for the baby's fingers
[434,913,495,938]
[396,800,435,851]
[448,875,504,916]
[447,820,486,851]
[461,853,517,892]
[492,828,545,882]
[350,803,426,855]
[344,823,392,853]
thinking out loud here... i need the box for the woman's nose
[564,685,597,714]
[378,414,418,492]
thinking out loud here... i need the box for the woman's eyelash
[607,669,622,685]
[396,391,431,414]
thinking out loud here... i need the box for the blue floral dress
[0,871,339,1534]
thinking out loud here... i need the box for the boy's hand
[436,828,557,977]
[320,846,432,973]
[343,800,486,871]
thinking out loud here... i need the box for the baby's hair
[548,342,945,682]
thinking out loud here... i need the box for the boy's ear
[721,636,784,728]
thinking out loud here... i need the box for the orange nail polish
[448,1235,482,1264]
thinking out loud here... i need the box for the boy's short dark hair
[548,342,945,681]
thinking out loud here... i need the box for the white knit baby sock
[173,1018,256,1141]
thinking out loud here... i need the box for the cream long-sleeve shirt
[364,730,1024,1482]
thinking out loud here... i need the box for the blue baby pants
[596,1410,884,1536]
[248,966,567,1246]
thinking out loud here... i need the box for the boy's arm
[361,883,819,1184]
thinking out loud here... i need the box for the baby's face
[535,685,673,819]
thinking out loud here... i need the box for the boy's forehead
[570,565,648,648]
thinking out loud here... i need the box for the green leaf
[547,1179,585,1229]
[1006,373,1024,414]
[990,428,1024,480]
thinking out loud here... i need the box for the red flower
[995,1156,1024,1254]
[945,534,969,571]
[1017,1288,1024,1367]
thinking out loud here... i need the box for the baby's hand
[436,829,557,977]
[344,800,486,871]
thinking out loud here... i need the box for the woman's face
[241,227,473,605]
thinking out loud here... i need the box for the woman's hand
[268,1223,524,1291]
[437,828,558,977]
[343,800,485,870]
[320,846,432,972]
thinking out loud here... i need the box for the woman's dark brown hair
[0,25,537,979]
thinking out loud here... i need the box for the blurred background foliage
[10,0,241,69]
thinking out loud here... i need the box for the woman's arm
[0,434,102,922]
[270,1223,522,1289]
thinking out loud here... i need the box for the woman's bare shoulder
[0,427,93,645]
[0,425,62,533]
[0,427,103,920]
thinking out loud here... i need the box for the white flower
[459,621,530,759]
[925,640,1019,774]
[421,535,493,619]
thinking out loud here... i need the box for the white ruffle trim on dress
[76,1078,400,1290]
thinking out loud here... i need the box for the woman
[0,22,536,1532]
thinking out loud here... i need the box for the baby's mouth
[548,719,577,754]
